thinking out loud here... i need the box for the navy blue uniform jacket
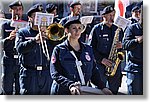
[123,22,143,72]
[50,40,105,94]
[1,21,16,59]
[90,23,124,65]
[16,26,53,67]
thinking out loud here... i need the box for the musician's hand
[69,82,81,95]
[135,35,143,43]
[7,30,17,40]
[35,34,41,43]
[35,33,48,43]
[102,88,113,95]
[101,58,112,67]
[40,26,47,34]
[40,26,48,40]
[41,32,48,40]
[116,41,122,49]
[70,86,80,95]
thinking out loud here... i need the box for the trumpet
[38,23,65,61]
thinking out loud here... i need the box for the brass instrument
[37,23,65,60]
[106,27,124,77]
[46,23,65,41]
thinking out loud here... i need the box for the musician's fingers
[10,33,16,37]
[40,26,47,32]
[71,87,76,95]
[42,35,47,39]
[70,86,80,95]
[11,30,17,34]
[105,60,112,67]
[116,42,122,49]
[35,34,41,43]
[75,88,80,95]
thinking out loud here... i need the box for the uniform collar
[136,22,143,29]
[132,16,139,22]
[101,22,115,29]
[64,39,86,51]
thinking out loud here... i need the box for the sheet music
[80,16,94,25]
[114,16,131,30]
[34,12,54,26]
[10,20,28,29]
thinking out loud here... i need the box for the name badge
[5,29,13,32]
[14,55,18,59]
[103,34,108,37]
[37,66,42,70]
[25,37,35,40]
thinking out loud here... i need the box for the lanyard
[70,51,85,85]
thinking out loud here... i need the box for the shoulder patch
[51,56,56,64]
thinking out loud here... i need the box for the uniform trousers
[19,67,52,95]
[97,64,122,94]
[2,57,20,95]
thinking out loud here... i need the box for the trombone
[38,22,65,61]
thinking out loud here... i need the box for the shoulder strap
[70,51,85,85]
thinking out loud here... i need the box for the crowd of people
[0,0,143,95]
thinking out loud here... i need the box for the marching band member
[122,6,143,95]
[15,4,52,95]
[1,0,24,95]
[89,6,124,94]
[128,6,141,24]
[45,3,60,23]
[50,18,112,95]
[45,3,63,54]
[59,1,81,26]
[59,1,89,43]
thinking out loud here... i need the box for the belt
[23,65,50,71]
[5,52,18,59]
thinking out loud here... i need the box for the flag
[115,0,130,18]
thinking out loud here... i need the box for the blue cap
[9,0,23,9]
[70,1,81,8]
[102,5,115,15]
[131,6,140,12]
[27,3,43,17]
[45,3,57,13]
[64,17,81,28]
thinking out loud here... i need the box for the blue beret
[9,0,23,9]
[27,3,43,17]
[45,3,57,13]
[102,5,115,15]
[131,6,140,12]
[70,1,81,8]
[64,17,81,28]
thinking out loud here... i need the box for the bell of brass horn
[46,23,65,41]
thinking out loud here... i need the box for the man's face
[72,5,81,16]
[132,10,141,18]
[103,11,115,24]
[11,6,23,20]
[28,12,36,24]
[51,8,57,16]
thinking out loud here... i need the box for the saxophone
[106,27,124,77]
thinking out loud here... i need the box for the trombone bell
[47,23,65,41]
